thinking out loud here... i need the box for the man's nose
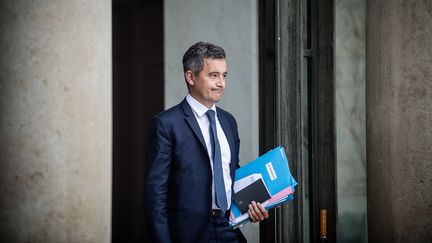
[216,76,225,87]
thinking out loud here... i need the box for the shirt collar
[186,94,216,117]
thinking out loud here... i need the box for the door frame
[259,0,336,242]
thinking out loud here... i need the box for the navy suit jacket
[144,99,243,243]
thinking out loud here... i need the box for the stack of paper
[229,146,298,228]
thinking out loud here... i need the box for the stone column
[367,0,432,242]
[0,1,111,242]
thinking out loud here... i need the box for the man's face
[186,58,227,108]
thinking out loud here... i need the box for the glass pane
[335,0,367,242]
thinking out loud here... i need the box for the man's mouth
[211,88,224,93]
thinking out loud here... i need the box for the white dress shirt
[186,94,232,209]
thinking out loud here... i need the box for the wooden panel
[275,0,303,242]
[309,0,336,242]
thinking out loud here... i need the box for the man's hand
[248,201,269,223]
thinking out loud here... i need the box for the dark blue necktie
[206,110,228,212]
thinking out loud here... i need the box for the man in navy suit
[144,42,268,243]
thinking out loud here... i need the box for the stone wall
[0,1,112,242]
[367,0,432,242]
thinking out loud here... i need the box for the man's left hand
[248,201,269,223]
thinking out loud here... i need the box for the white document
[233,173,263,193]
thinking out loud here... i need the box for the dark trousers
[209,210,243,243]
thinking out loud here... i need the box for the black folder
[232,178,271,214]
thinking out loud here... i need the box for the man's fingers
[248,205,257,221]
[250,201,266,221]
[257,202,269,219]
[248,201,270,222]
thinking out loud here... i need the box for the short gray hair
[182,42,226,76]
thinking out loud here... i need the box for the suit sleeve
[143,115,173,243]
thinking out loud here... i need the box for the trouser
[209,209,242,243]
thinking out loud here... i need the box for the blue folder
[230,146,298,227]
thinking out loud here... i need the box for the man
[144,42,268,243]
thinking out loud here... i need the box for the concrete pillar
[367,0,432,242]
[0,1,111,242]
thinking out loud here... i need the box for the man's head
[183,42,228,108]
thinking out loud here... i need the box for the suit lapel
[181,99,207,150]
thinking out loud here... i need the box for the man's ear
[185,70,195,86]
